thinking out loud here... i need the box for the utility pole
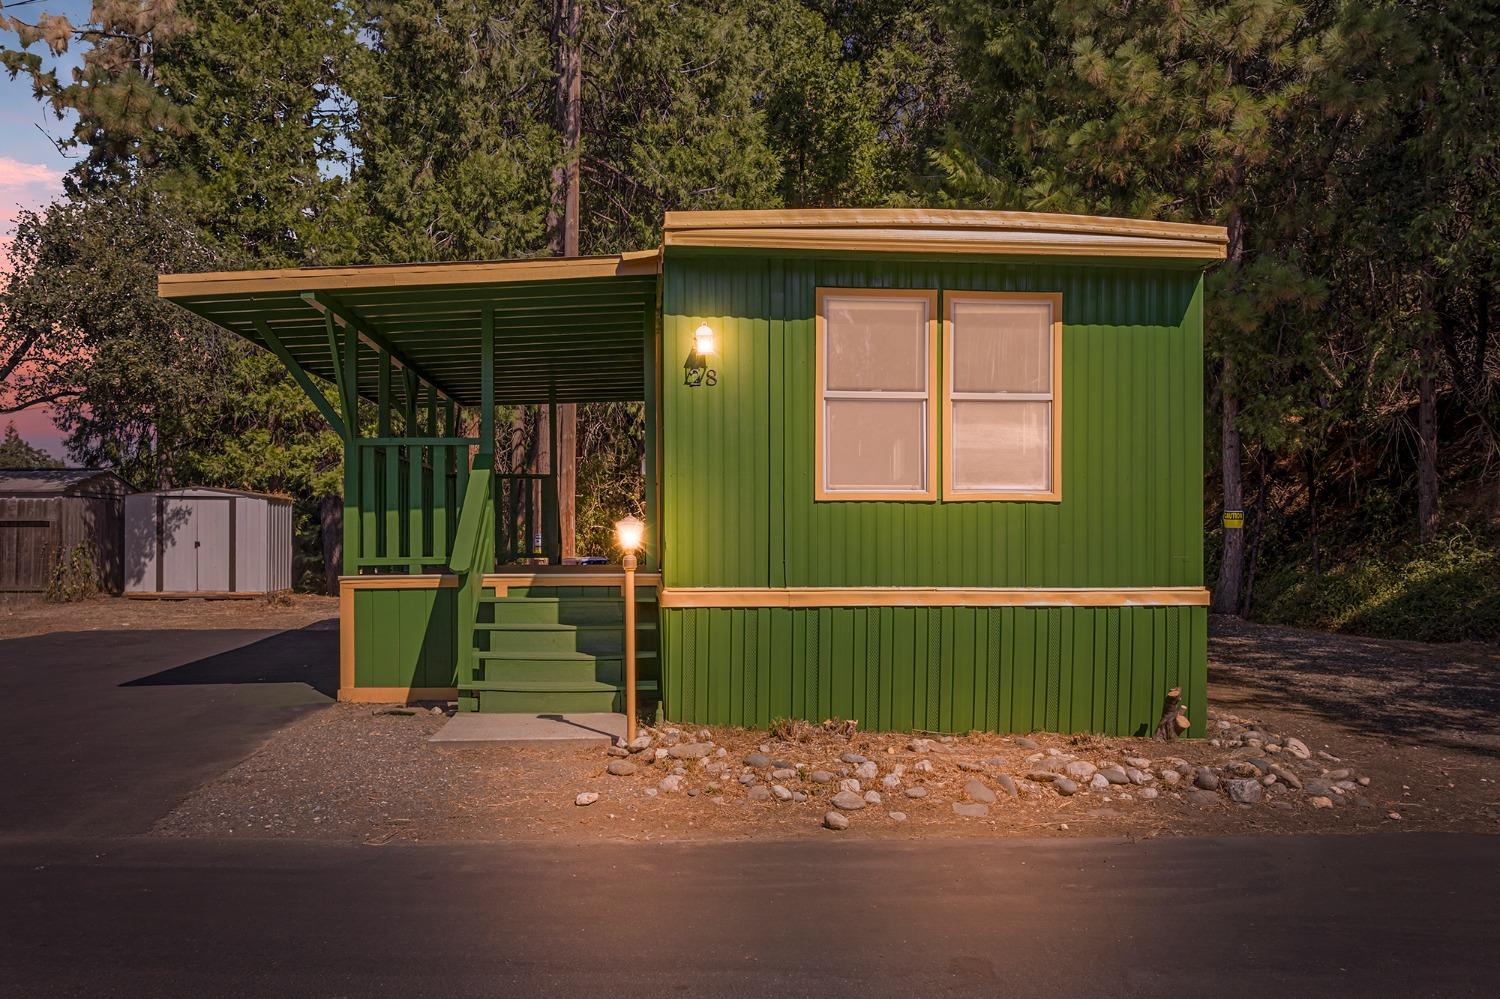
[547,0,581,561]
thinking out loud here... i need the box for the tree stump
[1154,687,1188,741]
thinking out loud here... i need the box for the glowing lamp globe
[694,322,715,355]
[614,515,645,553]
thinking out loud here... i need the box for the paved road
[0,625,334,838]
[3,625,1497,996]
[3,833,1497,998]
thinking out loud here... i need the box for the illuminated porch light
[694,322,716,355]
[615,514,645,553]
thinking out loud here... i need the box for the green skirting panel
[353,587,459,688]
[659,605,1207,738]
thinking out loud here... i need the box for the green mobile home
[160,209,1223,737]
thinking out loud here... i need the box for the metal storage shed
[0,469,133,594]
[124,487,293,596]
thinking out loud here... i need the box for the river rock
[904,786,929,799]
[889,811,907,822]
[994,773,1018,797]
[1124,767,1148,785]
[1016,737,1039,749]
[1284,737,1311,759]
[1269,764,1303,789]
[1225,778,1263,804]
[809,770,835,784]
[606,760,639,777]
[1054,778,1079,796]
[771,784,793,801]
[840,752,867,765]
[658,775,685,792]
[964,778,998,804]
[864,790,882,805]
[913,759,934,774]
[1089,773,1110,790]
[669,743,713,759]
[831,790,866,811]
[1310,795,1334,809]
[574,792,599,806]
[839,778,861,793]
[1193,767,1220,791]
[881,774,902,790]
[855,761,879,781]
[953,802,989,818]
[823,811,849,830]
[1138,787,1159,800]
[743,753,771,768]
[1186,789,1221,807]
[1065,761,1097,781]
[1100,767,1130,785]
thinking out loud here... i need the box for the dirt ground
[0,593,338,638]
[152,615,1500,845]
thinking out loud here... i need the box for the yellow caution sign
[1222,510,1244,529]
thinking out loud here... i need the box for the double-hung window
[816,287,1061,502]
[942,292,1061,500]
[815,289,938,500]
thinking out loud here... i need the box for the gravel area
[155,617,1500,843]
[0,593,338,638]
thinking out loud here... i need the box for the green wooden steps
[459,584,660,714]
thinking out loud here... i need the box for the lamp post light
[614,514,645,743]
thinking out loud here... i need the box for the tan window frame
[941,291,1063,502]
[814,287,939,501]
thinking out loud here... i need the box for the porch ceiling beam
[302,291,465,406]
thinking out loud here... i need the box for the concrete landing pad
[429,712,625,747]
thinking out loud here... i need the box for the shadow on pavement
[120,619,339,699]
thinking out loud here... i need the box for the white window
[816,289,938,500]
[943,293,1061,500]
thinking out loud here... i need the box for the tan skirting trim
[658,587,1211,609]
[338,574,459,589]
[337,687,458,704]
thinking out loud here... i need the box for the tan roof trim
[662,209,1227,260]
[158,249,662,299]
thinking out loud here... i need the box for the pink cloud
[0,155,63,229]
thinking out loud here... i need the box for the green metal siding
[656,250,1208,737]
[659,252,1205,589]
[661,605,1207,737]
[353,587,458,688]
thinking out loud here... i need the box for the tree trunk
[320,494,342,596]
[1212,355,1245,615]
[1417,330,1439,544]
[548,0,581,560]
[1211,199,1247,616]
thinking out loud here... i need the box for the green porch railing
[449,452,495,684]
[496,472,559,564]
[352,437,481,572]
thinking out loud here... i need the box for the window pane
[952,401,1050,491]
[825,296,927,392]
[951,301,1051,394]
[826,399,926,491]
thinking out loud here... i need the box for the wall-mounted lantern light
[615,514,646,742]
[694,322,716,356]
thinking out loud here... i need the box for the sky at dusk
[2,1,92,459]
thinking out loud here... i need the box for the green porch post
[340,321,360,575]
[642,292,659,571]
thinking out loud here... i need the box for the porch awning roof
[158,251,660,407]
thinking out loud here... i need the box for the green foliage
[0,425,62,469]
[574,402,645,558]
[1255,526,1500,643]
[44,542,101,603]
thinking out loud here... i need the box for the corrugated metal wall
[661,605,1206,737]
[656,250,1207,736]
[659,253,1205,589]
[124,491,294,594]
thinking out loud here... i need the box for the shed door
[193,499,232,592]
[159,497,200,592]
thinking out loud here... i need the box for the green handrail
[450,452,495,694]
[448,452,494,575]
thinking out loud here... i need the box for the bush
[44,542,101,603]
[1255,527,1500,643]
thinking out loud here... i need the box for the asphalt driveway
[0,623,336,840]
